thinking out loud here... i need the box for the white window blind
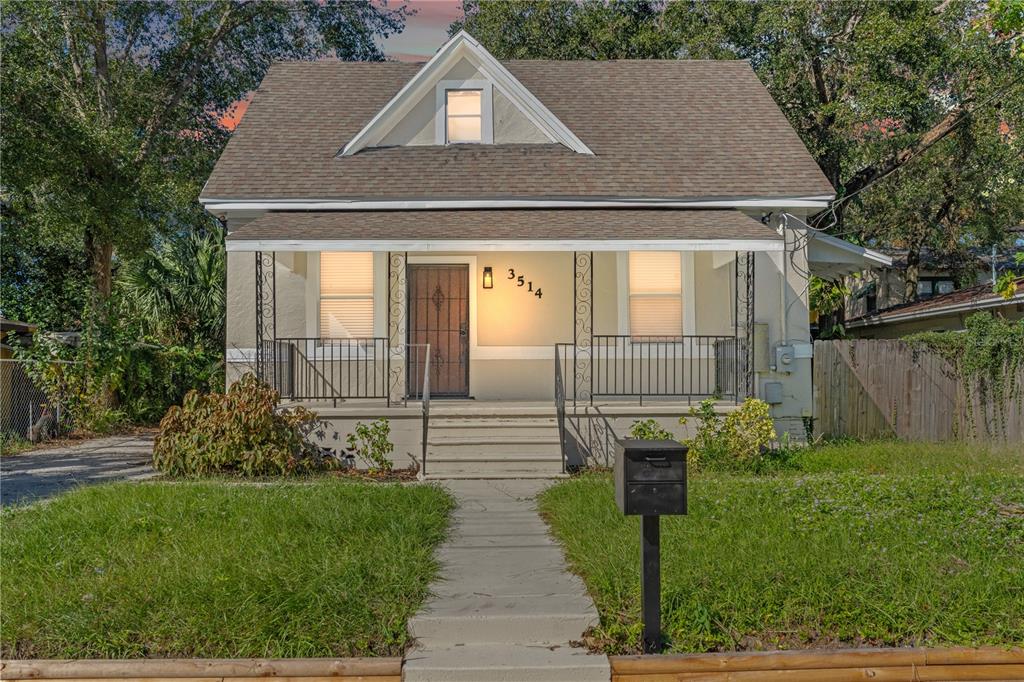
[320,252,373,338]
[628,251,682,337]
[446,90,482,143]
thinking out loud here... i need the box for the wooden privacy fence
[611,647,1024,681]
[814,339,1023,441]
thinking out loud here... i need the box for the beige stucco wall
[223,234,817,440]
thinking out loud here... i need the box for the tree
[2,0,406,403]
[455,0,1024,260]
[119,229,227,353]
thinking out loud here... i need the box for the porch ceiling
[225,208,784,252]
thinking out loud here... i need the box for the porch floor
[284,398,740,419]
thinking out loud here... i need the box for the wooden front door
[408,264,470,397]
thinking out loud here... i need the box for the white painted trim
[616,252,629,336]
[227,238,785,253]
[227,348,257,362]
[809,232,892,267]
[435,80,494,145]
[305,252,319,338]
[340,31,591,156]
[682,252,696,336]
[203,197,834,211]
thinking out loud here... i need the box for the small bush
[153,373,335,476]
[681,398,777,473]
[628,418,675,440]
[346,418,394,472]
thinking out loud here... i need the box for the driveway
[1,434,157,507]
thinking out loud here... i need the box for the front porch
[226,208,784,476]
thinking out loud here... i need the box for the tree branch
[90,3,111,124]
[136,2,250,163]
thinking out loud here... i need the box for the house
[845,276,1024,338]
[201,32,880,475]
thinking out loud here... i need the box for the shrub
[628,418,675,440]
[680,398,777,473]
[153,373,334,476]
[345,418,394,473]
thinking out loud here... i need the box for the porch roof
[225,208,783,252]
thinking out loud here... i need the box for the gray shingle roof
[203,60,834,201]
[225,209,782,243]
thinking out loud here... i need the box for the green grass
[1,480,453,658]
[539,441,1024,654]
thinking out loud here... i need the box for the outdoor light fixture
[482,266,494,289]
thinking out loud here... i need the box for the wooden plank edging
[0,659,401,680]
[610,646,1024,674]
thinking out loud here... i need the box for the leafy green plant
[628,418,675,441]
[994,252,1023,300]
[346,418,394,473]
[905,312,1024,438]
[153,373,333,477]
[680,398,777,473]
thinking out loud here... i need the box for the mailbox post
[614,439,688,653]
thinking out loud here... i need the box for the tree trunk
[904,247,921,302]
[84,226,117,409]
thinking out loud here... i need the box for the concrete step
[425,458,563,476]
[424,472,568,481]
[427,442,562,458]
[409,593,598,644]
[430,426,559,439]
[403,642,609,682]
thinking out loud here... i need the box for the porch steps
[423,414,564,479]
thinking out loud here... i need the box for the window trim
[618,251,695,338]
[434,80,493,145]
[316,251,375,339]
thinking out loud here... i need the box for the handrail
[554,343,568,474]
[420,344,431,478]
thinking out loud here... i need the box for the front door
[408,264,470,397]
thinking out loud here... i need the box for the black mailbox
[615,439,687,516]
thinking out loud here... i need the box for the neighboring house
[844,245,1022,320]
[845,276,1024,338]
[1,319,38,441]
[201,32,880,473]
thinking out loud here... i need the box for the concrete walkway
[405,479,609,682]
[1,434,156,506]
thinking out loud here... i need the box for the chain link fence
[0,358,76,444]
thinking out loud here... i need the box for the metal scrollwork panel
[387,252,408,404]
[735,251,756,399]
[255,251,277,387]
[574,251,593,403]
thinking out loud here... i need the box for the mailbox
[614,439,688,516]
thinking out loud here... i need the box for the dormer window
[446,90,482,143]
[434,80,493,145]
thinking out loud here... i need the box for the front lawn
[1,480,453,658]
[539,441,1024,653]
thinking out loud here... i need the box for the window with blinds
[320,252,374,338]
[628,251,682,337]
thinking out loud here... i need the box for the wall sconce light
[482,266,494,289]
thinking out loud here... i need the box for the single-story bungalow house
[202,32,882,476]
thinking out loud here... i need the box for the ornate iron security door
[407,265,470,397]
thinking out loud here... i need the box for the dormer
[339,31,592,156]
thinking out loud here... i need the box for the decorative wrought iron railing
[418,344,431,477]
[259,337,390,404]
[556,335,746,405]
[554,344,568,473]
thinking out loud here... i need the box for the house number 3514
[507,268,543,299]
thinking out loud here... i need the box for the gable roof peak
[338,30,593,157]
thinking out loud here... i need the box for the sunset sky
[220,0,462,129]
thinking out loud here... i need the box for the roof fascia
[338,31,593,156]
[845,293,1023,328]
[225,238,785,253]
[809,232,893,267]
[203,196,834,212]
